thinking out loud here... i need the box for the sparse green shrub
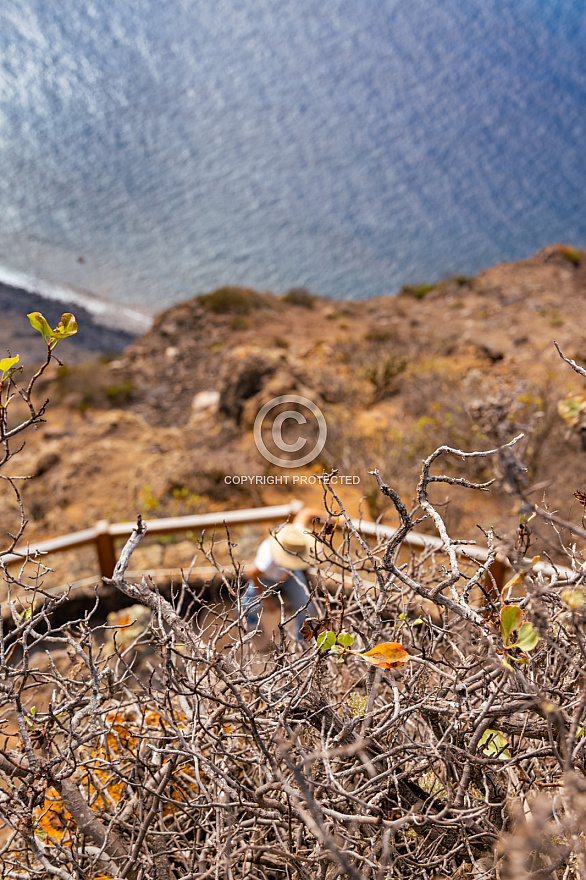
[229,315,249,330]
[199,286,266,314]
[137,484,159,513]
[399,282,436,299]
[364,329,393,343]
[207,340,224,352]
[105,379,135,404]
[362,352,407,401]
[282,287,315,308]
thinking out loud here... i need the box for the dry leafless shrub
[2,334,586,880]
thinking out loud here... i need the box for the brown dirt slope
[2,244,586,587]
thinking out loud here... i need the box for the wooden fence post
[489,555,509,591]
[95,520,116,579]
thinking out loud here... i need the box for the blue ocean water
[0,0,585,319]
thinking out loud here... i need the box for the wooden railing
[1,501,571,584]
[1,501,304,578]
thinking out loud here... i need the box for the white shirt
[254,538,290,583]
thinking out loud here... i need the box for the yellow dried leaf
[350,642,409,669]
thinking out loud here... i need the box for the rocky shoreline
[0,282,140,363]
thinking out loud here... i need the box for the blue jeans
[241,570,315,641]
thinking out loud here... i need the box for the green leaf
[515,621,539,652]
[317,630,336,651]
[0,355,19,376]
[479,729,510,759]
[500,604,523,645]
[27,312,53,343]
[53,313,78,339]
[338,631,355,648]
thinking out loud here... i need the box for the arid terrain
[2,243,586,588]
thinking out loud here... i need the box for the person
[241,515,319,643]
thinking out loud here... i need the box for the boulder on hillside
[218,349,286,423]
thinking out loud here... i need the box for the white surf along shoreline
[0,265,153,335]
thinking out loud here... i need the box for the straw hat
[270,523,314,571]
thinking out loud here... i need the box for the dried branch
[554,340,586,379]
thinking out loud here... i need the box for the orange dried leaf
[350,641,409,669]
[35,789,74,845]
[501,571,523,595]
[501,556,541,601]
